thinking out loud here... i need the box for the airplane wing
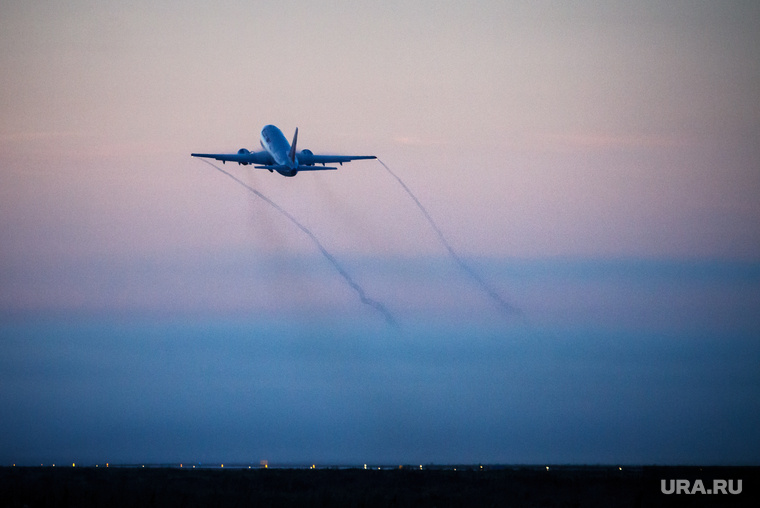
[191,151,273,165]
[192,149,375,171]
[307,155,376,165]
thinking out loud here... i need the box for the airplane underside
[191,124,374,177]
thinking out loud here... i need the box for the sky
[1,1,759,466]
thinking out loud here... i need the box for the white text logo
[661,479,742,495]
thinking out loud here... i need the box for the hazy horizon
[3,257,759,466]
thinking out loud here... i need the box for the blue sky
[2,260,759,465]
[1,1,759,465]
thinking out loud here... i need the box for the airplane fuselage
[260,125,297,176]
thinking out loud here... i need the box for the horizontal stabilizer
[254,165,338,171]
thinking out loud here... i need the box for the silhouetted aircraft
[192,124,376,177]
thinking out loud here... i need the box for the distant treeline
[0,466,757,507]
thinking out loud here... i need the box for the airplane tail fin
[288,127,298,164]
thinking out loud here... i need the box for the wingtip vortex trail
[377,158,521,320]
[196,158,398,328]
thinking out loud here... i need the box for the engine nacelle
[298,149,314,166]
[237,148,250,165]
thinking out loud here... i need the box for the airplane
[191,124,376,177]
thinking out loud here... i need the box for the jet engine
[237,148,250,165]
[298,149,314,166]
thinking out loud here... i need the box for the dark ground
[0,465,756,507]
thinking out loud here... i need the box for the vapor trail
[378,159,521,318]
[198,159,397,327]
